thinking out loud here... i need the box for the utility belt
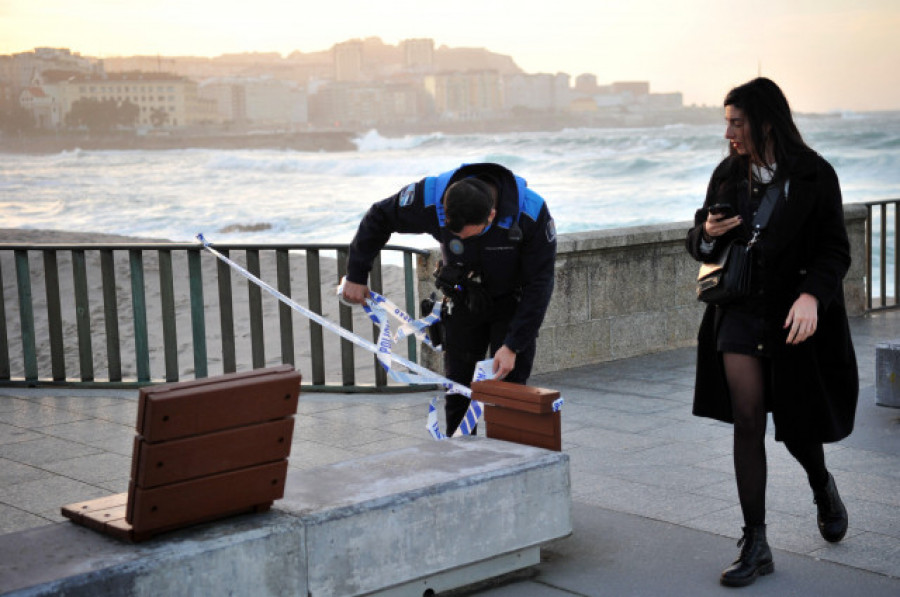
[432,261,494,316]
[423,261,524,349]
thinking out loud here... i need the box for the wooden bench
[472,380,562,451]
[62,365,301,542]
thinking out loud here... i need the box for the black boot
[814,473,848,543]
[720,525,774,587]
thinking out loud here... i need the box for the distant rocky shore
[0,130,359,154]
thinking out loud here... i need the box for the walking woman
[685,77,858,587]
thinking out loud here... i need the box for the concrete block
[875,342,900,407]
[278,438,572,596]
[0,438,571,597]
[0,511,307,597]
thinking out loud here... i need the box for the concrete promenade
[2,311,899,596]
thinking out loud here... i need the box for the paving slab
[1,311,899,595]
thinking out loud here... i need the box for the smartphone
[708,203,735,218]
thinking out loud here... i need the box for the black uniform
[347,163,557,435]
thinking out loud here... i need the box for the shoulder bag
[696,181,785,305]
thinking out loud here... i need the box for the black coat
[685,152,858,443]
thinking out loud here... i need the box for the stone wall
[418,204,868,375]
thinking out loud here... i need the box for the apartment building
[199,77,308,125]
[424,70,502,120]
[24,71,217,129]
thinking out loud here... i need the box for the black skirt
[717,306,770,357]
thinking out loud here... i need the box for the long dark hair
[724,77,811,175]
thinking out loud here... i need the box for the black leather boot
[720,525,774,587]
[814,473,848,543]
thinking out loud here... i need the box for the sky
[2,0,899,113]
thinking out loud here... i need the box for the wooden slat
[131,418,294,488]
[100,249,122,381]
[484,406,561,452]
[471,380,560,413]
[42,250,65,381]
[136,365,300,441]
[128,460,288,534]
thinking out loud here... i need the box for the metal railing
[864,199,900,311]
[0,242,431,391]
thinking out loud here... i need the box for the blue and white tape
[427,359,493,440]
[198,234,560,440]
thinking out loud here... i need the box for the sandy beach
[0,228,417,387]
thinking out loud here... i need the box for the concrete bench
[875,341,900,407]
[1,438,571,596]
[61,365,301,542]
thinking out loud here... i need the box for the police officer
[341,163,557,436]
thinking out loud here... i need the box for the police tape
[340,276,490,437]
[427,359,493,440]
[197,234,486,437]
[337,278,442,352]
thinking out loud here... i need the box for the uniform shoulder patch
[399,183,416,207]
[546,218,557,243]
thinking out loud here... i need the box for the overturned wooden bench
[62,365,301,542]
[472,379,562,451]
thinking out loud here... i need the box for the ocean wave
[352,129,446,152]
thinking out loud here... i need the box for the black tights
[723,353,829,527]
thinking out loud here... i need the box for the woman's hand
[704,212,742,239]
[785,292,819,344]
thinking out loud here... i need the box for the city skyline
[2,0,898,114]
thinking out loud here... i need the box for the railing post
[404,251,417,364]
[246,249,264,369]
[866,204,873,310]
[42,250,65,381]
[188,249,208,378]
[895,206,899,308]
[881,204,887,308]
[276,249,295,367]
[14,250,37,381]
[336,247,355,386]
[129,249,151,383]
[306,249,325,385]
[158,249,179,382]
[216,249,236,374]
[0,258,9,380]
[100,249,122,382]
[72,249,94,381]
[72,250,94,381]
[370,256,387,387]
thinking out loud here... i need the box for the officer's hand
[493,345,517,380]
[340,280,370,305]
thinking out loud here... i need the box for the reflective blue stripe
[521,187,544,221]
[424,166,546,230]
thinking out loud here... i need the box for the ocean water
[2,112,899,251]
